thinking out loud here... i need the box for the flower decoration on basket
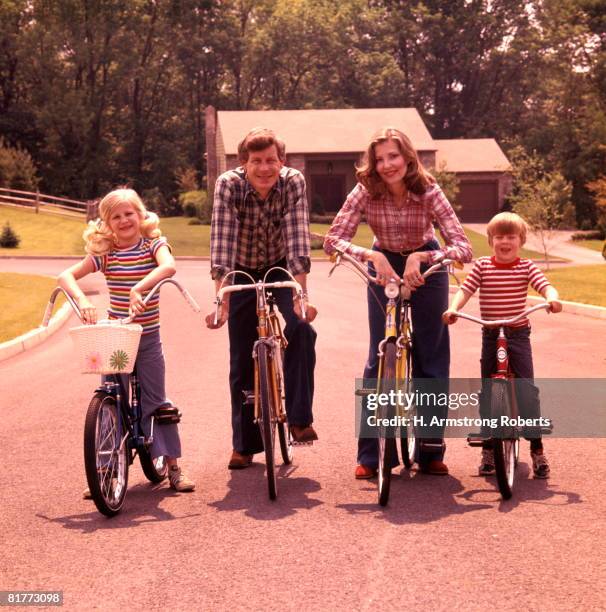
[85,351,103,372]
[109,349,130,372]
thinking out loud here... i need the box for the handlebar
[212,267,306,325]
[453,303,551,328]
[329,248,457,298]
[42,278,200,327]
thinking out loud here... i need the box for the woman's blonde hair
[486,212,528,246]
[83,188,161,256]
[356,127,435,198]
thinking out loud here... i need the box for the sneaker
[531,449,550,479]
[355,464,377,479]
[168,466,196,492]
[478,449,495,475]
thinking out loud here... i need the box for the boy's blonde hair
[486,212,528,246]
[83,188,161,256]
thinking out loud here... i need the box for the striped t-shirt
[90,237,169,334]
[461,256,550,327]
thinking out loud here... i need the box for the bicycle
[456,303,553,500]
[211,267,307,501]
[329,248,456,506]
[42,278,200,517]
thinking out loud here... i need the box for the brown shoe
[355,464,377,479]
[420,460,449,475]
[290,425,318,444]
[228,450,253,470]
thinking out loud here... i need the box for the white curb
[0,300,73,363]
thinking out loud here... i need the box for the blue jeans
[227,261,317,455]
[357,240,450,468]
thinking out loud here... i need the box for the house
[205,106,511,222]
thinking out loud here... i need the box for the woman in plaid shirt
[324,127,472,479]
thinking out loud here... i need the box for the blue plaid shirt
[210,166,311,280]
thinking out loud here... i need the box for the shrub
[0,137,39,191]
[0,222,20,248]
[175,167,200,192]
[188,218,203,225]
[309,213,335,223]
[141,187,180,217]
[179,190,211,223]
[571,230,605,241]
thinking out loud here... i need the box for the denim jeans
[357,240,450,468]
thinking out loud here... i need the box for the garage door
[457,181,499,222]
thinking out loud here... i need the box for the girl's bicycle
[329,248,456,506]
[42,278,200,517]
[457,303,553,500]
[212,267,307,501]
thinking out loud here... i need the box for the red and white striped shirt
[461,256,551,327]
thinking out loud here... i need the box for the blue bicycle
[43,278,200,517]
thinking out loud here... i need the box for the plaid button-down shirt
[324,182,472,264]
[210,166,311,280]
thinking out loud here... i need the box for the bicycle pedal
[242,390,255,405]
[154,406,181,425]
[355,388,375,397]
[467,433,490,447]
[291,440,314,447]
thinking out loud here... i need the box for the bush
[571,230,605,241]
[309,213,335,223]
[0,222,20,248]
[179,190,211,223]
[0,137,39,191]
[141,187,180,217]
[187,218,203,225]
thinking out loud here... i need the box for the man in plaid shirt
[206,128,318,469]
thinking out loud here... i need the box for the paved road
[1,260,605,611]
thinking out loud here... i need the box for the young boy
[443,212,562,478]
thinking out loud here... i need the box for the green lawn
[0,205,550,260]
[574,239,605,253]
[0,206,87,256]
[541,264,606,308]
[0,273,65,342]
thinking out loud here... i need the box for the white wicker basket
[69,321,143,375]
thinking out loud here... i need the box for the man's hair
[237,127,286,163]
[486,211,528,246]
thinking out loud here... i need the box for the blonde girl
[58,188,195,493]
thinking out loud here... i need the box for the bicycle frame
[457,303,552,499]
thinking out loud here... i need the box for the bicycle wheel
[84,391,129,517]
[491,380,516,500]
[399,346,415,469]
[278,422,293,465]
[139,447,168,483]
[257,343,278,500]
[378,340,397,507]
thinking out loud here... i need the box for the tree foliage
[0,0,603,226]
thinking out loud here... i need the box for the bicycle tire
[84,391,129,517]
[274,345,293,465]
[399,346,415,469]
[139,447,168,483]
[491,380,516,500]
[257,343,278,500]
[378,340,397,507]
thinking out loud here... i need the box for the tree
[508,146,575,268]
[586,175,606,235]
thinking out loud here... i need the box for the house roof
[217,108,436,155]
[434,139,511,173]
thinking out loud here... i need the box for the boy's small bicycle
[457,303,553,500]
[329,247,456,506]
[42,278,200,517]
[212,268,307,500]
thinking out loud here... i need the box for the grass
[0,273,65,342]
[1,205,549,260]
[541,265,606,308]
[0,206,86,256]
[574,239,605,253]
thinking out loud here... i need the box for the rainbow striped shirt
[90,237,168,334]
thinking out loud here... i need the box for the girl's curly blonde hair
[356,127,435,198]
[83,188,161,256]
